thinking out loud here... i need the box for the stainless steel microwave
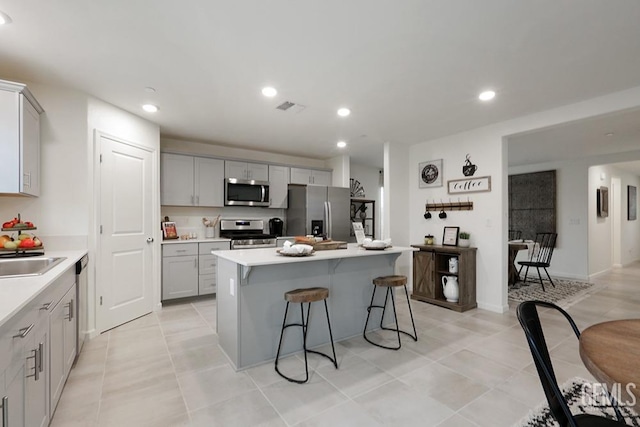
[224,178,270,207]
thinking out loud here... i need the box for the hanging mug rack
[424,198,474,219]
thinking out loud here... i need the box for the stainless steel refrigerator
[287,184,351,242]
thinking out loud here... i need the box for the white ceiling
[1,1,640,168]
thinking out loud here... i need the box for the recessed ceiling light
[262,87,277,97]
[142,104,159,113]
[478,90,496,101]
[337,108,351,117]
[0,11,12,25]
[337,141,347,148]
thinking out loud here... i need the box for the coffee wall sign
[447,176,491,194]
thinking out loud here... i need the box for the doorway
[95,132,155,332]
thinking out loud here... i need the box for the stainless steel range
[219,219,277,250]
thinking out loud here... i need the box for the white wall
[408,85,640,313]
[588,164,640,275]
[327,154,350,188]
[0,82,89,244]
[384,142,412,282]
[508,159,589,279]
[350,162,383,239]
[409,131,506,312]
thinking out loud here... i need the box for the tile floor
[51,262,640,426]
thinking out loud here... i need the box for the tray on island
[362,245,392,251]
[276,249,315,257]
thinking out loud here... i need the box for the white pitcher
[442,276,459,303]
[449,257,458,273]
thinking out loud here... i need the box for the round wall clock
[418,159,443,188]
[421,163,439,184]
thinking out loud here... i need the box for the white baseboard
[588,268,612,281]
[477,301,509,313]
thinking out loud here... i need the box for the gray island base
[213,244,415,370]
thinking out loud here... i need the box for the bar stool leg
[402,285,418,341]
[275,300,337,384]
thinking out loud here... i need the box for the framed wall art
[629,185,637,221]
[419,159,443,188]
[447,176,491,194]
[597,186,609,218]
[162,221,178,239]
[442,226,459,246]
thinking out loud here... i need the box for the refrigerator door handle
[327,201,333,238]
[323,201,329,237]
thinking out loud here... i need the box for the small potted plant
[458,231,471,248]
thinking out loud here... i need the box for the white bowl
[367,240,387,248]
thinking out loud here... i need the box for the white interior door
[97,134,154,332]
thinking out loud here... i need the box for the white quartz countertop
[0,250,87,328]
[212,243,415,267]
[161,238,230,245]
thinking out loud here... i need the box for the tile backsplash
[161,206,286,238]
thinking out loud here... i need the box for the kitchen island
[213,244,415,370]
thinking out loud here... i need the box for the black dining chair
[517,301,629,427]
[509,229,522,240]
[518,232,557,291]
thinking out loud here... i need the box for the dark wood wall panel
[509,170,556,241]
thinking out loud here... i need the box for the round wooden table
[579,319,640,410]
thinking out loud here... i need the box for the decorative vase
[442,276,459,303]
[458,238,470,248]
[448,257,458,273]
[359,210,367,220]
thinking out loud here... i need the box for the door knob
[146,237,154,243]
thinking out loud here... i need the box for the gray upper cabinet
[0,80,44,196]
[161,153,224,207]
[290,167,331,186]
[268,165,289,209]
[225,160,268,181]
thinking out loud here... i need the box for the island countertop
[212,243,415,266]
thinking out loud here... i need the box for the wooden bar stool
[275,287,338,384]
[363,275,418,350]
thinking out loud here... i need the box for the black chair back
[517,301,579,426]
[509,230,522,240]
[517,301,625,427]
[531,232,557,265]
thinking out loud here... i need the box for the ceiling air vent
[275,101,306,113]
[276,101,295,111]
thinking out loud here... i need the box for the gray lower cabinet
[49,284,77,415]
[162,241,230,300]
[0,264,76,427]
[198,242,230,295]
[162,243,199,300]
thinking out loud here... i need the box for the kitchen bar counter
[213,244,415,370]
[0,250,88,328]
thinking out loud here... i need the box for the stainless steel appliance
[220,219,277,249]
[224,178,270,207]
[75,254,88,358]
[269,217,284,236]
[287,184,351,241]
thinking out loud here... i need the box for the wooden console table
[411,244,477,312]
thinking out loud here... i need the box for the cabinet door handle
[38,342,44,373]
[24,172,31,188]
[26,347,39,381]
[176,249,187,253]
[13,323,34,339]
[69,299,74,321]
[194,258,198,268]
[196,196,199,205]
[40,301,53,311]
[1,395,8,427]
[191,195,194,205]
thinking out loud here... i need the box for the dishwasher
[75,254,88,358]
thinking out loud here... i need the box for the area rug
[514,377,640,426]
[508,277,602,308]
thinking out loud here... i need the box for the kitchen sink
[0,257,66,279]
